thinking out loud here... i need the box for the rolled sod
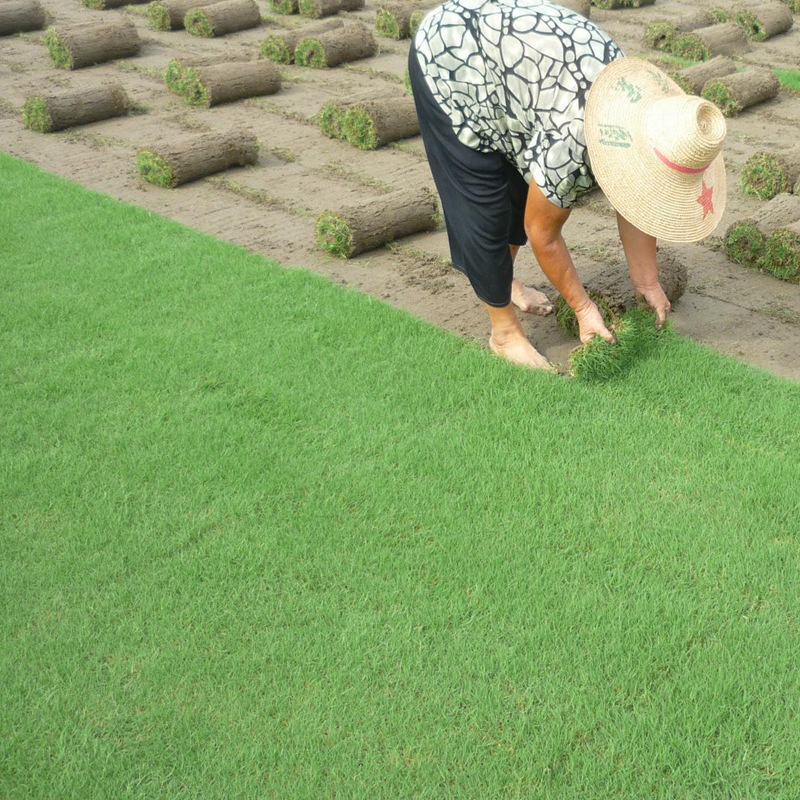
[182,61,281,106]
[644,22,677,50]
[298,0,365,17]
[644,10,730,51]
[723,220,765,268]
[568,309,670,382]
[318,97,361,138]
[259,18,343,64]
[409,8,425,37]
[270,0,299,13]
[185,0,262,37]
[0,0,46,37]
[724,193,800,268]
[318,91,395,137]
[554,250,688,337]
[670,55,738,95]
[316,187,439,258]
[375,3,414,38]
[164,55,244,94]
[735,1,793,41]
[342,95,419,149]
[763,222,800,281]
[701,68,779,116]
[44,19,141,70]
[137,131,259,188]
[146,0,220,31]
[672,22,750,61]
[82,0,149,7]
[740,149,800,200]
[295,23,377,68]
[22,84,130,132]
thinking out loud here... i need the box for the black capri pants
[408,41,530,308]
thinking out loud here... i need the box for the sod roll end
[146,1,171,30]
[740,150,800,201]
[644,21,677,50]
[723,219,765,268]
[270,0,299,13]
[763,223,800,282]
[21,96,52,133]
[375,4,412,39]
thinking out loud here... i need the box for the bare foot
[511,279,554,316]
[489,333,552,370]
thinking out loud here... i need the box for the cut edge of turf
[146,2,171,31]
[740,152,790,200]
[181,67,209,106]
[137,150,175,188]
[343,106,378,150]
[259,36,292,64]
[295,38,327,67]
[22,96,53,133]
[316,210,353,257]
[44,28,73,70]
[185,9,214,37]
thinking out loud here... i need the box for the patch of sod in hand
[568,308,669,381]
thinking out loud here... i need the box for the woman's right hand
[575,301,615,345]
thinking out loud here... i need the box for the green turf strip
[2,153,800,798]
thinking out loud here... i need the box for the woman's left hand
[634,283,671,329]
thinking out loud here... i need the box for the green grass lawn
[2,153,800,799]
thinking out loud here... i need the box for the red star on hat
[697,180,714,220]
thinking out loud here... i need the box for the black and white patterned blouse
[413,0,624,207]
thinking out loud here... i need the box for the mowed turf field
[2,153,800,798]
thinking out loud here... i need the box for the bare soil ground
[2,0,799,378]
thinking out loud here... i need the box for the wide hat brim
[585,56,726,243]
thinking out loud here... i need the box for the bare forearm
[531,237,590,312]
[616,211,671,326]
[617,212,658,290]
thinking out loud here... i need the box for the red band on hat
[653,147,708,174]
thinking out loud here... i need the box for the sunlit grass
[2,153,800,799]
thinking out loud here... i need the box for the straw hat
[585,56,727,243]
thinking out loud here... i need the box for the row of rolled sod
[725,193,800,282]
[646,0,796,60]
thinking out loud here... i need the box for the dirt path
[2,0,799,379]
